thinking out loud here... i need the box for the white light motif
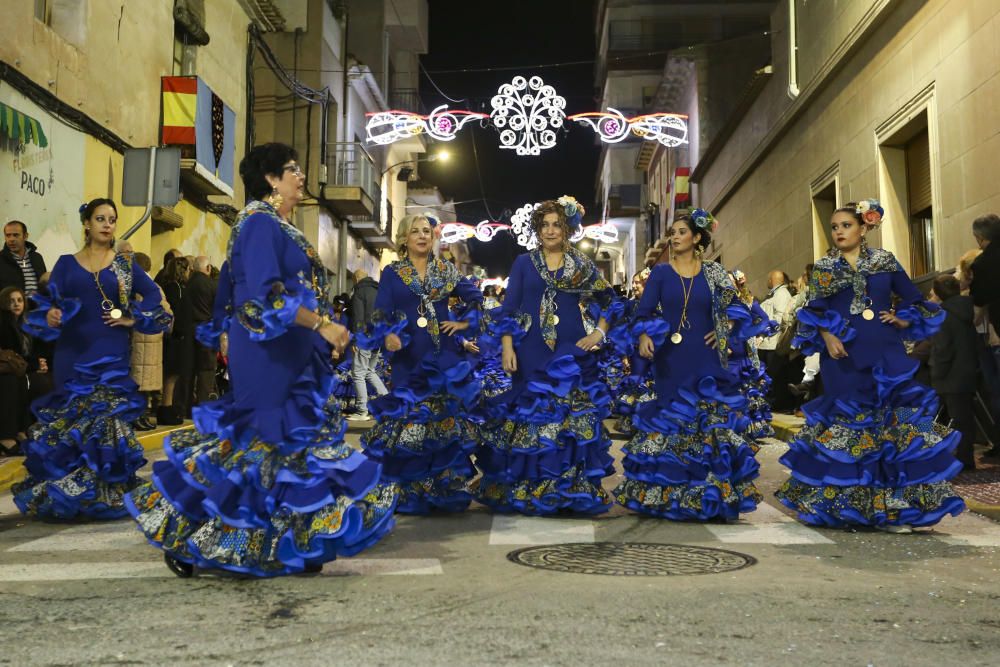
[366,105,488,145]
[439,221,512,245]
[509,202,619,249]
[510,202,539,249]
[569,108,689,147]
[584,222,619,244]
[490,76,566,156]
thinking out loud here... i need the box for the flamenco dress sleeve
[481,256,531,349]
[129,257,173,334]
[355,267,408,351]
[628,266,669,349]
[196,261,233,350]
[793,292,856,357]
[890,270,945,341]
[22,257,80,342]
[234,216,317,341]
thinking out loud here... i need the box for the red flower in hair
[863,209,882,226]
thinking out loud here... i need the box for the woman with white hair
[358,214,484,514]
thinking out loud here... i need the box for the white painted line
[0,561,169,581]
[321,558,443,576]
[8,522,144,552]
[488,515,595,545]
[705,523,835,544]
[741,501,795,524]
[936,534,1000,547]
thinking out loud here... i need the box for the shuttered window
[906,129,932,214]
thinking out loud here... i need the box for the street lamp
[383,149,451,181]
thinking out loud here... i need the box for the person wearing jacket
[929,274,979,470]
[1,221,47,295]
[129,253,173,431]
[347,269,388,420]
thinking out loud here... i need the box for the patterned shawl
[390,255,461,349]
[529,247,612,350]
[807,247,902,315]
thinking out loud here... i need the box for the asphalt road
[0,437,998,666]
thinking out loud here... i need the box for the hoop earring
[266,187,283,210]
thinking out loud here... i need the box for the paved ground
[1,428,999,666]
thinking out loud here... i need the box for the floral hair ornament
[424,214,440,228]
[556,195,586,230]
[856,199,884,228]
[690,208,719,233]
[731,269,747,285]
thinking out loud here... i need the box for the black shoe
[156,406,184,426]
[300,563,324,574]
[133,417,155,432]
[164,554,195,578]
[788,382,814,399]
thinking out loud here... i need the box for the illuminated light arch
[568,108,689,147]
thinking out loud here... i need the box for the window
[34,0,51,24]
[905,129,934,276]
[875,85,938,277]
[809,167,838,257]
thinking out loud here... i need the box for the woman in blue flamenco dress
[14,198,172,519]
[614,210,762,520]
[776,201,965,532]
[358,213,483,514]
[728,269,779,441]
[476,197,619,515]
[126,144,396,577]
[611,269,656,436]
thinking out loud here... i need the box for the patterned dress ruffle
[614,375,762,521]
[475,347,615,515]
[612,302,763,521]
[126,342,397,576]
[13,356,148,519]
[776,294,964,528]
[359,312,480,514]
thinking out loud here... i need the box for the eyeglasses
[282,163,304,176]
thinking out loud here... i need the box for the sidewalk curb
[0,423,193,495]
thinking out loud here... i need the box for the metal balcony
[323,142,379,218]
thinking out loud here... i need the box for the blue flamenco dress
[125,201,396,576]
[728,298,778,441]
[14,252,171,519]
[609,298,657,434]
[358,257,483,514]
[476,249,620,515]
[775,247,965,528]
[614,261,763,520]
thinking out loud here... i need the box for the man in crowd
[154,248,182,286]
[759,269,795,409]
[1,220,46,295]
[188,256,217,406]
[971,213,1000,457]
[346,269,388,421]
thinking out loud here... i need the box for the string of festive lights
[365,76,688,155]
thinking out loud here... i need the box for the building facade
[627,0,1000,296]
[0,0,275,272]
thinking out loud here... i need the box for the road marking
[936,534,1000,547]
[321,558,443,576]
[0,561,168,581]
[488,515,595,545]
[705,522,835,544]
[8,522,144,552]
[742,501,796,524]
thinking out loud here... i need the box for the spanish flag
[673,167,690,209]
[162,76,197,144]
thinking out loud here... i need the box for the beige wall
[696,0,1000,298]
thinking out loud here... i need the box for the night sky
[417,0,601,276]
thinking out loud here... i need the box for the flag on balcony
[161,76,235,188]
[672,167,690,209]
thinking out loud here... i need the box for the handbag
[0,348,28,377]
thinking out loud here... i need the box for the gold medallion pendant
[552,315,560,325]
[670,332,683,345]
[109,308,123,320]
[416,316,428,328]
[862,309,875,321]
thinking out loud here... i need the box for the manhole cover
[506,542,756,576]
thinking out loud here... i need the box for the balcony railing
[324,141,393,245]
[389,88,425,114]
